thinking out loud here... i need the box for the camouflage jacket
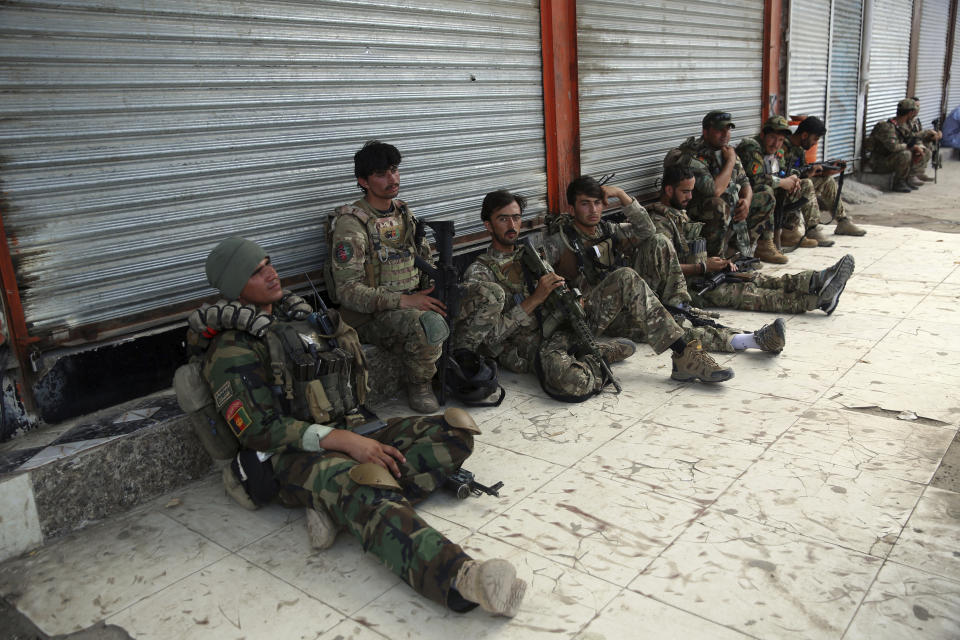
[866,119,909,158]
[541,199,656,293]
[647,202,707,265]
[664,136,749,212]
[463,245,539,343]
[328,198,432,317]
[780,137,808,175]
[201,320,319,455]
[736,135,791,190]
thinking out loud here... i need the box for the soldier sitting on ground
[325,140,498,413]
[664,110,785,264]
[782,116,866,237]
[648,165,855,320]
[736,115,834,249]
[906,96,941,182]
[541,176,785,357]
[187,236,526,617]
[864,99,928,193]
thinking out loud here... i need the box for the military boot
[671,339,734,383]
[809,254,855,315]
[891,180,913,193]
[407,382,440,413]
[834,217,866,236]
[306,506,340,550]
[597,337,636,364]
[907,176,924,188]
[753,318,786,354]
[917,172,934,182]
[805,226,835,247]
[781,227,817,248]
[455,559,527,617]
[755,235,789,264]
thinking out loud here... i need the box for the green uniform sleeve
[873,121,907,154]
[329,212,403,313]
[736,138,777,189]
[203,331,315,453]
[616,199,656,244]
[684,155,717,198]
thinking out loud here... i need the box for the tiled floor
[1,224,959,639]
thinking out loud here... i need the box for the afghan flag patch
[334,242,354,263]
[225,399,252,435]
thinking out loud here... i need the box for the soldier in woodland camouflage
[651,165,855,320]
[193,236,526,617]
[736,115,833,248]
[663,110,785,264]
[907,97,942,181]
[865,99,927,192]
[782,116,866,237]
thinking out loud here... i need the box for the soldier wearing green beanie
[188,236,527,618]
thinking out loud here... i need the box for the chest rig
[475,249,535,313]
[326,199,422,301]
[550,217,626,287]
[176,297,368,460]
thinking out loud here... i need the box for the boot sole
[819,255,855,314]
[671,369,735,383]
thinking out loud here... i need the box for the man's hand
[779,175,800,194]
[733,197,749,222]
[720,145,736,163]
[400,286,447,316]
[321,430,406,478]
[521,272,565,315]
[706,256,732,273]
[911,144,924,158]
[805,164,824,177]
[601,185,633,207]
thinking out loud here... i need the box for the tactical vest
[649,204,707,266]
[475,250,531,314]
[324,199,422,304]
[175,300,368,460]
[549,217,624,288]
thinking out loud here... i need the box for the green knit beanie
[205,237,267,300]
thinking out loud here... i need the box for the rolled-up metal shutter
[913,0,951,126]
[865,0,915,126]
[0,0,545,346]
[824,0,863,161]
[576,0,765,196]
[787,0,832,129]
[949,8,960,113]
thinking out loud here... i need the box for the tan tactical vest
[475,250,528,314]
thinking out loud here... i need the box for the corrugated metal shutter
[949,8,960,113]
[865,0,915,126]
[913,0,951,126]
[576,0,765,196]
[824,0,863,161]
[0,0,546,345]
[787,0,832,127]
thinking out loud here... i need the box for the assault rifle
[519,237,622,395]
[445,468,504,499]
[796,160,846,177]
[773,196,810,250]
[932,116,943,184]
[413,220,461,405]
[695,256,760,297]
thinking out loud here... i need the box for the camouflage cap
[702,110,736,130]
[762,115,792,134]
[205,237,267,300]
[897,98,918,112]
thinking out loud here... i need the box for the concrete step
[0,345,403,563]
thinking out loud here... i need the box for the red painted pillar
[762,0,784,120]
[540,0,580,214]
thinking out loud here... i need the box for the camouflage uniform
[327,198,440,385]
[541,218,740,353]
[648,202,819,314]
[781,137,850,223]
[737,135,821,233]
[898,120,933,175]
[910,116,939,168]
[201,320,476,609]
[864,120,919,180]
[455,246,617,397]
[664,136,776,257]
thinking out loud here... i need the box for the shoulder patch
[225,399,251,435]
[214,381,232,408]
[749,161,762,175]
[334,241,355,263]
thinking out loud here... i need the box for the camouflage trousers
[690,186,776,257]
[585,267,684,354]
[810,175,848,222]
[781,178,822,233]
[914,145,933,176]
[629,233,692,307]
[870,149,914,180]
[272,415,475,609]
[675,316,742,353]
[356,310,441,384]
[690,271,818,314]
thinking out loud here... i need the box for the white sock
[731,332,760,351]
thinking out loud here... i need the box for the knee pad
[419,310,450,345]
[348,462,402,491]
